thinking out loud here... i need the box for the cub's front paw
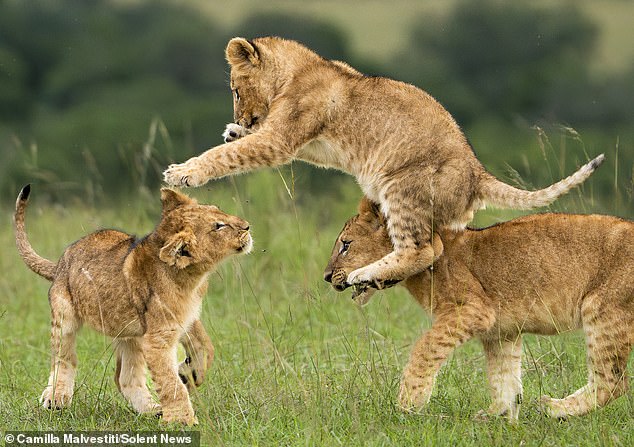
[178,357,206,392]
[160,408,199,426]
[222,123,248,143]
[397,375,432,413]
[40,384,74,409]
[163,159,206,187]
[539,395,569,419]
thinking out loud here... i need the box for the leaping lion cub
[164,36,604,291]
[324,198,633,420]
[14,185,252,425]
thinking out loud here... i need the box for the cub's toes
[162,165,182,186]
[222,123,247,142]
[178,360,204,391]
[539,395,569,420]
[40,386,73,410]
[163,163,200,187]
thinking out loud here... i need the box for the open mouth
[350,284,376,306]
[238,234,253,254]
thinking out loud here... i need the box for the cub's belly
[495,298,582,336]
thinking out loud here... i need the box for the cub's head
[157,189,252,270]
[323,197,393,305]
[225,36,315,133]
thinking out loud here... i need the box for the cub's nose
[323,270,333,283]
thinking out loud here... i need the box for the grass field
[0,167,632,446]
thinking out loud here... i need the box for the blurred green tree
[0,0,232,199]
[401,0,597,125]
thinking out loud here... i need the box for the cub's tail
[479,154,604,210]
[14,185,57,281]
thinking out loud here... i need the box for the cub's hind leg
[479,337,523,421]
[41,284,80,409]
[347,168,472,287]
[541,291,632,418]
[114,338,160,414]
[346,200,444,287]
[178,319,215,391]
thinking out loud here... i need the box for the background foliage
[0,0,632,213]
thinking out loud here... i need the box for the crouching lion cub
[14,185,252,425]
[324,198,633,420]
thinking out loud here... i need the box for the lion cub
[164,36,603,292]
[324,198,633,420]
[14,185,252,425]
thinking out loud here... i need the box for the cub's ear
[357,196,385,229]
[226,37,260,67]
[159,230,198,269]
[161,188,196,215]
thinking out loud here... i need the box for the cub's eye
[213,222,227,231]
[339,240,351,254]
[233,89,240,102]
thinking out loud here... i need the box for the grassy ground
[0,170,633,446]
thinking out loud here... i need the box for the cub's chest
[296,138,349,170]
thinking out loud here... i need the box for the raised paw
[222,123,248,143]
[40,384,74,410]
[178,357,205,392]
[162,159,206,187]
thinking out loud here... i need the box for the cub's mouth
[237,233,253,254]
[331,276,401,307]
[350,284,376,306]
[328,270,377,306]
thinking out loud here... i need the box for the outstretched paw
[178,356,206,392]
[222,123,248,143]
[163,159,206,187]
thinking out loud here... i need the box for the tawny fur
[163,36,604,291]
[324,198,633,420]
[14,185,252,425]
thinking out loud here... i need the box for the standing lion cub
[14,185,252,425]
[164,36,603,292]
[324,198,633,420]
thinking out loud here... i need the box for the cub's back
[463,213,634,302]
[56,230,141,332]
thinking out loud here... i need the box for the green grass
[1,169,633,446]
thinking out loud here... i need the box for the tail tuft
[590,154,605,171]
[19,184,31,202]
